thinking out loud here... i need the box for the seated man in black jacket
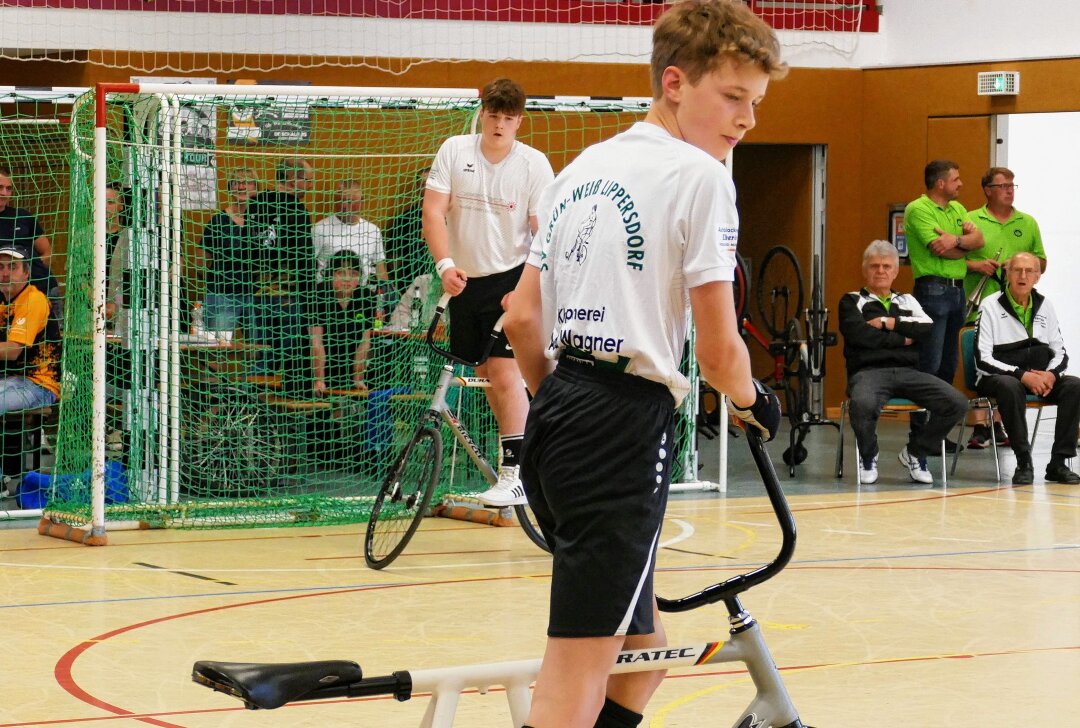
[974,251,1080,485]
[840,240,967,485]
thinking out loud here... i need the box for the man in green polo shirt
[973,252,1080,485]
[964,166,1046,449]
[965,166,1045,307]
[903,160,984,452]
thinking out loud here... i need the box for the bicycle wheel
[783,319,810,426]
[514,502,550,553]
[733,251,750,321]
[756,245,805,339]
[181,385,284,498]
[364,425,442,570]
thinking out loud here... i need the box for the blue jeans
[912,278,966,384]
[204,292,256,336]
[0,377,57,415]
[251,294,310,393]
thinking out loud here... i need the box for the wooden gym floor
[1,416,1078,727]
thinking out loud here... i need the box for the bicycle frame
[192,429,806,728]
[423,363,497,488]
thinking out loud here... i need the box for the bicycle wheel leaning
[756,245,805,339]
[514,501,549,553]
[364,425,443,570]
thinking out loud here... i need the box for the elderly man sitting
[974,251,1080,485]
[839,240,967,484]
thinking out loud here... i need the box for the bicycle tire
[756,245,805,340]
[733,251,749,321]
[514,502,550,553]
[364,425,443,570]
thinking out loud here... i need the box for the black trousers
[976,374,1080,461]
[847,366,967,460]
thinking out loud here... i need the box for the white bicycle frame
[192,429,806,727]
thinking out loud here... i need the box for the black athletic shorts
[447,263,524,363]
[520,358,676,638]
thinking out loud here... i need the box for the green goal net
[36,85,700,537]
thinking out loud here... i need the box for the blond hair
[650,0,787,99]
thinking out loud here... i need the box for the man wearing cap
[0,243,60,415]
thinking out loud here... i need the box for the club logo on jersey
[565,204,597,265]
[1014,229,1023,237]
[463,163,475,174]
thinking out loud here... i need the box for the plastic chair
[953,326,1056,480]
[835,398,946,485]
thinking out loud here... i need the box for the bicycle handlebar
[425,293,507,368]
[656,426,797,613]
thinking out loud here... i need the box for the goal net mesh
[0,91,71,509]
[40,87,699,531]
[0,1,875,75]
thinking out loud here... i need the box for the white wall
[872,0,1080,68]
[1001,112,1080,374]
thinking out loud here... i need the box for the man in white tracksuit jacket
[974,252,1080,485]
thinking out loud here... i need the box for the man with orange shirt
[0,243,60,414]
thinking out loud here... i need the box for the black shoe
[993,422,1010,446]
[967,425,991,450]
[1045,462,1080,484]
[1012,455,1034,485]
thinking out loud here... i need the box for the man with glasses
[974,252,1080,485]
[964,166,1047,449]
[903,160,985,453]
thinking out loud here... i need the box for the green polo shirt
[1005,286,1033,335]
[964,204,1045,300]
[903,194,968,280]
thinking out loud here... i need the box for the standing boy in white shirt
[423,78,555,507]
[503,2,786,726]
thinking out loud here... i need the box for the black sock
[500,434,523,468]
[593,697,643,728]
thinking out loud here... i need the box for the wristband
[435,258,456,276]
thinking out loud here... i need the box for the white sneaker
[898,446,933,484]
[477,465,528,507]
[859,455,879,484]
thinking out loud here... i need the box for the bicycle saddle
[192,659,363,709]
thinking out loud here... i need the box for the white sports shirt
[312,214,385,283]
[427,134,554,277]
[528,122,739,406]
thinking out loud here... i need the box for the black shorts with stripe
[520,358,675,638]
[447,263,524,362]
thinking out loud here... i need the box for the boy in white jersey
[503,2,786,726]
[423,78,555,507]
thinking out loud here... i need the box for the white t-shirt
[427,134,554,278]
[528,122,739,406]
[312,214,385,283]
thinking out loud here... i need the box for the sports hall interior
[1,2,1078,727]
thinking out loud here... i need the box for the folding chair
[835,398,946,485]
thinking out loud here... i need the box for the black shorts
[447,264,524,363]
[520,359,675,638]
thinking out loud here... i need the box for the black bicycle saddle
[192,659,363,709]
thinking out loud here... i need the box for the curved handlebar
[425,292,507,368]
[657,427,797,613]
